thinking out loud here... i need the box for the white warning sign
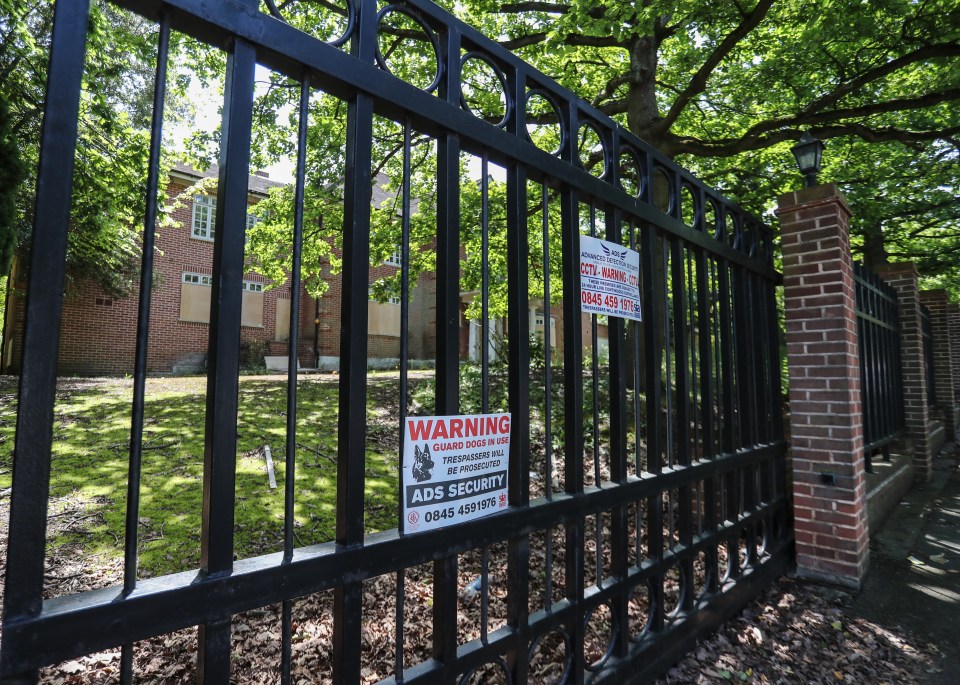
[401,413,511,534]
[579,234,642,322]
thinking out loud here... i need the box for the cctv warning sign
[579,234,642,322]
[401,413,511,534]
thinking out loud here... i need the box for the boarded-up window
[242,281,264,328]
[180,273,263,327]
[180,272,212,323]
[368,301,401,337]
[275,298,291,341]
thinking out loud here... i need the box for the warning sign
[401,413,511,534]
[579,234,642,322]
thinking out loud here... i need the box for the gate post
[875,264,934,481]
[777,184,869,589]
[919,290,958,441]
[950,303,960,437]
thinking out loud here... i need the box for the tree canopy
[446,0,960,276]
[0,0,189,294]
[9,0,960,299]
[212,0,959,303]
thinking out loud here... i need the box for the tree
[180,0,959,301]
[0,0,189,295]
[449,0,960,283]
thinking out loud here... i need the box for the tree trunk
[862,223,887,268]
[627,35,662,148]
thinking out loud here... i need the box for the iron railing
[0,0,790,682]
[921,302,936,410]
[853,263,904,472]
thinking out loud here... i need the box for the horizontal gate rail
[1,0,790,682]
[853,263,905,471]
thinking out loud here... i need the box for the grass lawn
[0,373,423,582]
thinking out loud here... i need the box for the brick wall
[950,304,960,418]
[920,289,958,439]
[777,184,869,589]
[5,176,448,375]
[7,180,315,375]
[875,263,934,481]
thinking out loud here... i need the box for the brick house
[1,163,439,375]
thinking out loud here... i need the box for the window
[368,287,401,336]
[192,195,215,240]
[179,272,264,327]
[180,272,213,322]
[242,280,264,327]
[369,286,400,305]
[182,272,213,286]
[191,194,259,242]
[384,248,402,267]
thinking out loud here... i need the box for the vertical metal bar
[198,26,257,681]
[505,67,530,679]
[480,154,490,641]
[628,220,643,564]
[560,104,584,683]
[604,194,628,659]
[395,117,412,683]
[433,22,462,676]
[121,15,171,681]
[670,238,693,609]
[0,0,90,680]
[280,74,311,685]
[125,9,169,595]
[333,2,377,682]
[481,153,490,412]
[588,203,601,490]
[285,77,310,560]
[717,247,737,579]
[281,600,293,685]
[639,217,664,632]
[543,182,553,500]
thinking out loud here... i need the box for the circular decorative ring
[616,145,644,198]
[458,656,513,685]
[459,51,511,128]
[261,0,356,48]
[577,122,608,181]
[583,601,619,672]
[523,88,565,156]
[528,627,573,683]
[375,4,443,94]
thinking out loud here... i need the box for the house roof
[171,162,286,196]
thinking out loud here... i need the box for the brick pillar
[875,263,933,481]
[777,184,868,589]
[950,303,960,433]
[920,290,958,440]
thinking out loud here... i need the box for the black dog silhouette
[412,444,435,482]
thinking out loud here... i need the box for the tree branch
[501,30,627,51]
[800,42,960,116]
[671,123,960,157]
[498,2,571,13]
[658,0,775,132]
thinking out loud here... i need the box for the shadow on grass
[0,374,411,590]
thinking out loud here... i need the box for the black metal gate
[1,0,789,682]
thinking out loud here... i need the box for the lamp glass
[791,132,823,175]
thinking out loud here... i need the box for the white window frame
[182,272,213,286]
[243,280,264,292]
[384,248,402,267]
[192,195,216,241]
[192,194,260,242]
